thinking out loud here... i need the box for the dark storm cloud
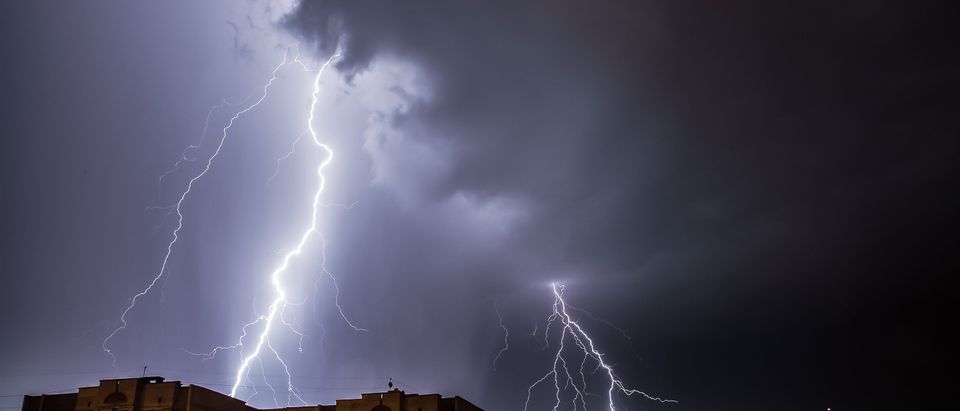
[283,0,958,409]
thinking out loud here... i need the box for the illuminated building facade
[21,377,482,411]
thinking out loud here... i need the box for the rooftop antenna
[388,378,393,390]
[142,365,147,377]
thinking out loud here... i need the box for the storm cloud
[282,0,959,408]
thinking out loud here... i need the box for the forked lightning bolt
[227,45,345,399]
[103,49,295,370]
[525,283,676,411]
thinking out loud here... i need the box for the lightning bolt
[492,299,509,370]
[226,44,346,399]
[317,237,368,332]
[268,129,308,183]
[156,97,236,198]
[102,48,295,370]
[566,303,635,349]
[525,283,676,411]
[152,40,364,405]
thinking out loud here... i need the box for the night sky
[1,1,957,410]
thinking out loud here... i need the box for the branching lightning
[103,49,294,370]
[104,39,365,406]
[566,303,635,348]
[268,129,308,183]
[225,44,347,399]
[156,97,235,198]
[524,283,676,411]
[99,29,671,411]
[316,237,368,332]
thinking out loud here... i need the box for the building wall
[21,393,77,411]
[184,385,250,411]
[138,381,178,411]
[76,386,99,411]
[332,391,445,411]
[401,393,441,411]
[278,405,335,411]
[334,392,402,411]
[445,397,483,411]
[22,378,482,411]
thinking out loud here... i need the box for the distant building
[21,377,482,411]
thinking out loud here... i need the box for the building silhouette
[20,377,482,411]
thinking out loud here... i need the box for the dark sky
[1,1,957,410]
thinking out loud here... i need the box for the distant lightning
[255,358,276,406]
[268,129,308,182]
[316,237,368,332]
[492,299,509,370]
[102,49,295,370]
[279,304,306,353]
[309,237,366,361]
[148,98,245,238]
[157,98,231,198]
[566,303,635,347]
[525,283,676,411]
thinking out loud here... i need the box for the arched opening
[103,392,128,404]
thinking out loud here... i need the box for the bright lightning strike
[227,45,345,399]
[525,283,677,411]
[103,49,294,370]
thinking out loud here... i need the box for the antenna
[142,365,148,377]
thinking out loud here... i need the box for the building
[21,377,482,411]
